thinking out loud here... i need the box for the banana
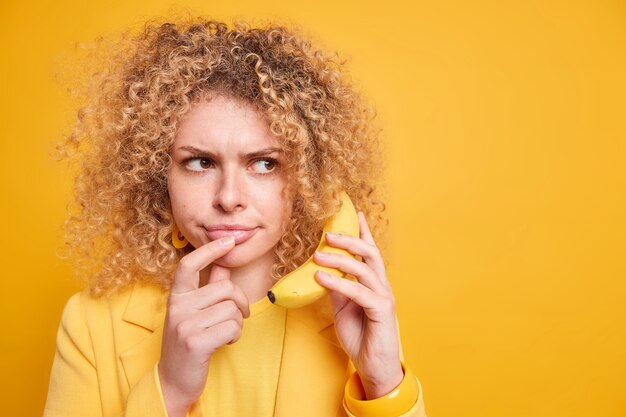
[267,191,360,308]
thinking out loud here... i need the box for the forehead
[174,95,279,150]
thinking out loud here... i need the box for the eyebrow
[176,145,283,159]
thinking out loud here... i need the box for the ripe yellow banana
[267,191,360,308]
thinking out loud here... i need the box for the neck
[199,256,276,304]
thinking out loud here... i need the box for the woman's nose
[213,167,246,212]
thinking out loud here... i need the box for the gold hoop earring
[172,224,188,249]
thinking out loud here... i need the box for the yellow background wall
[1,1,624,416]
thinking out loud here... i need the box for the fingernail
[315,251,329,258]
[221,236,235,246]
[316,270,330,280]
[326,232,339,238]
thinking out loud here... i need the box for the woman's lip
[205,228,259,245]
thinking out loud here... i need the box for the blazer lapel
[118,284,167,389]
[274,296,349,417]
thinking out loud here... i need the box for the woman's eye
[186,158,213,171]
[251,159,277,174]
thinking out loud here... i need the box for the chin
[213,248,264,269]
[212,256,246,268]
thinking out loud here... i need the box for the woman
[44,18,427,417]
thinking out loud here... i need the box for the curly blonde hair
[61,18,387,296]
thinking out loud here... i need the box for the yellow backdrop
[1,1,624,416]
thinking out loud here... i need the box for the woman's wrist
[157,363,194,417]
[359,362,404,399]
[160,383,192,417]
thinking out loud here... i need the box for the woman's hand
[158,236,250,417]
[313,212,404,400]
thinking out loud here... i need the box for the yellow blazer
[44,284,427,417]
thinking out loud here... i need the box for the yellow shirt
[201,296,287,416]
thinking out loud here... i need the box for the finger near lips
[178,236,236,274]
[171,236,236,294]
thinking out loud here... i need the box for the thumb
[208,264,231,283]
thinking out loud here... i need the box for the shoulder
[60,284,168,333]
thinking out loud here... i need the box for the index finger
[171,236,236,293]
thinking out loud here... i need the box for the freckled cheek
[168,180,207,220]
[176,193,210,218]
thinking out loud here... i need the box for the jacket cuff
[343,362,419,417]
